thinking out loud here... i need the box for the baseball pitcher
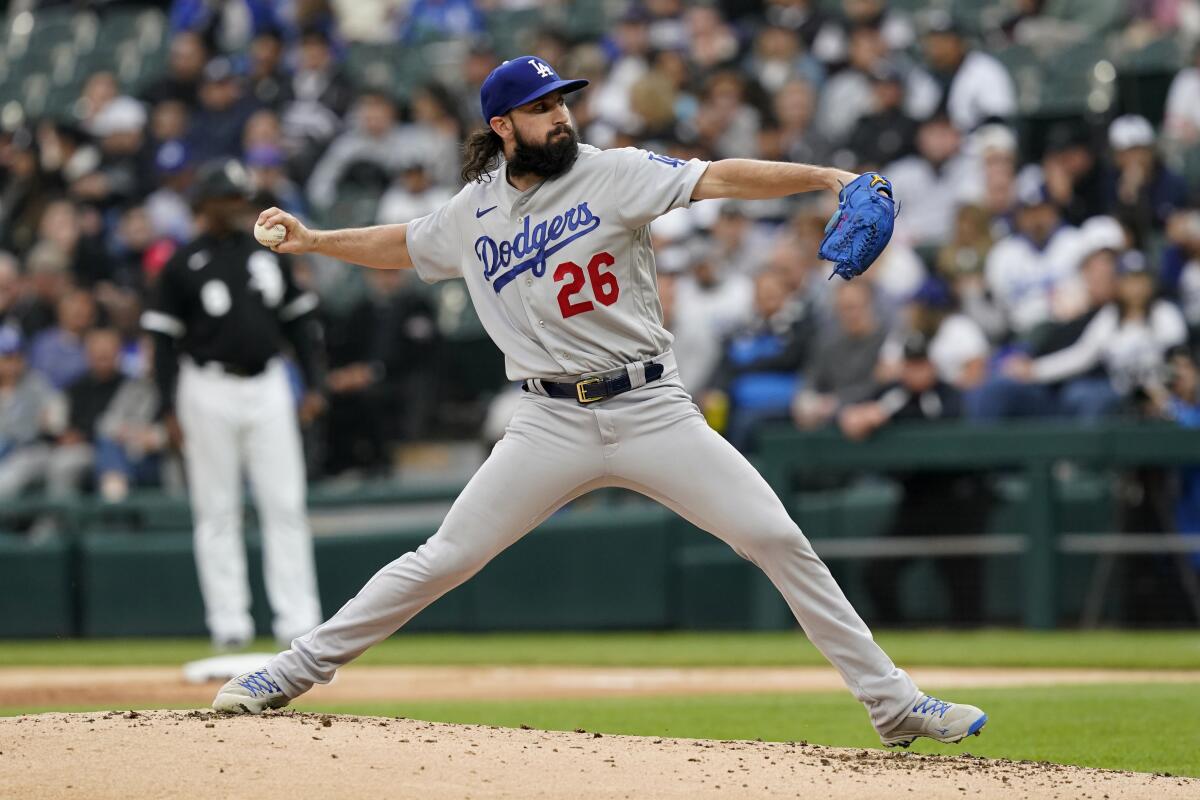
[214,57,986,748]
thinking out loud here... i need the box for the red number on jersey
[554,261,594,319]
[587,252,619,306]
[554,252,619,319]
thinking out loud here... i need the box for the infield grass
[2,629,1199,669]
[299,683,1200,778]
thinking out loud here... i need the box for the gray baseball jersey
[264,143,925,737]
[405,144,709,380]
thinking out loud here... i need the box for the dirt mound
[2,710,1195,799]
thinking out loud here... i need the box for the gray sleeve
[406,193,466,284]
[611,148,711,230]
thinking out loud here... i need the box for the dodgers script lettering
[475,202,601,293]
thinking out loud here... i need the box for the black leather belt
[198,359,268,377]
[526,360,665,404]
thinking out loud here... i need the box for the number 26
[554,251,619,319]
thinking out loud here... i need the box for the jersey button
[525,278,532,287]
[538,320,545,327]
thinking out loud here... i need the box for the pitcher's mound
[1,710,1194,799]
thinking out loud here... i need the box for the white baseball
[254,222,287,247]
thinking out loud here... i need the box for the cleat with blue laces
[880,694,987,748]
[212,669,289,715]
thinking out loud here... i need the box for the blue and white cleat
[880,694,988,748]
[212,669,289,715]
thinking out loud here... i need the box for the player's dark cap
[901,331,931,361]
[1117,250,1150,275]
[909,277,954,310]
[480,56,588,121]
[191,158,253,206]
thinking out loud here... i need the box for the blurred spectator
[847,62,917,170]
[768,78,832,167]
[246,28,289,108]
[247,145,305,218]
[399,0,484,44]
[1106,115,1187,249]
[0,256,19,331]
[408,84,469,187]
[187,58,262,163]
[377,164,455,225]
[0,326,62,500]
[78,72,122,138]
[280,27,355,176]
[936,205,994,290]
[28,328,128,499]
[94,375,165,502]
[141,30,209,108]
[36,199,115,288]
[886,113,976,247]
[982,178,1086,340]
[111,206,174,292]
[1154,347,1200,569]
[28,290,96,391]
[1039,123,1109,226]
[745,25,824,95]
[965,123,1019,237]
[879,278,989,391]
[1164,44,1200,148]
[692,70,762,159]
[658,270,714,395]
[915,10,1016,132]
[840,332,990,626]
[644,0,688,50]
[763,0,828,48]
[816,22,888,142]
[710,203,772,274]
[1002,254,1187,419]
[306,90,425,213]
[0,128,52,255]
[793,279,886,429]
[1163,209,1200,336]
[145,139,196,243]
[685,5,741,71]
[590,9,652,137]
[705,270,818,449]
[322,269,439,475]
[16,243,74,337]
[812,0,915,68]
[72,97,151,208]
[672,240,754,393]
[1035,244,1121,356]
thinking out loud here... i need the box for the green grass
[292,683,1200,777]
[4,684,1197,776]
[2,630,1199,669]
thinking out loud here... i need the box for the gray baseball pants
[268,355,919,733]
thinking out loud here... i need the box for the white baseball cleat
[879,694,988,748]
[212,669,290,714]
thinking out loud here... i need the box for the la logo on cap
[530,59,553,78]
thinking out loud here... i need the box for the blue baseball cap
[480,56,588,121]
[0,325,23,356]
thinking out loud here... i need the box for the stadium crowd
[3,0,1200,502]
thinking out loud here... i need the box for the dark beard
[507,124,579,180]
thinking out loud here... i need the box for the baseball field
[1,630,1197,798]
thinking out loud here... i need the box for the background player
[214,57,987,748]
[143,159,326,651]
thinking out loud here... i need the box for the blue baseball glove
[818,172,897,281]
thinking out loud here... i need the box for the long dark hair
[462,127,504,183]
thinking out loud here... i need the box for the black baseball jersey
[142,231,317,368]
